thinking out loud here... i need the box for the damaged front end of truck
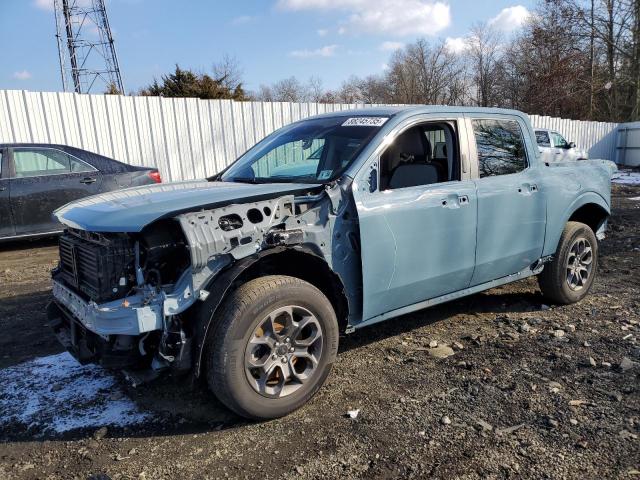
[48,179,361,383]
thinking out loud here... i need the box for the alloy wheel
[566,237,593,291]
[244,305,323,398]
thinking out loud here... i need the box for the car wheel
[205,275,339,419]
[538,221,598,304]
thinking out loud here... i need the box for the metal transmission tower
[54,0,125,94]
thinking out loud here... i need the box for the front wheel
[538,221,599,304]
[205,275,339,419]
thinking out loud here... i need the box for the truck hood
[54,180,321,232]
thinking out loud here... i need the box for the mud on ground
[0,185,638,480]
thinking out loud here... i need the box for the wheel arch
[190,246,349,377]
[543,192,610,257]
[567,202,610,234]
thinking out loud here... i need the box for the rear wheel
[538,221,598,304]
[205,275,339,419]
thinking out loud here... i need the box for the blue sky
[1,0,536,94]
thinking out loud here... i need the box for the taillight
[148,170,162,183]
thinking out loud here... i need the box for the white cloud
[290,44,338,58]
[379,41,404,52]
[381,63,389,71]
[13,70,32,80]
[34,0,54,10]
[231,15,256,25]
[317,28,328,36]
[277,0,450,36]
[445,37,468,54]
[488,5,530,32]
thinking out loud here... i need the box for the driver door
[353,116,478,322]
[0,149,15,238]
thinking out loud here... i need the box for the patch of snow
[629,196,640,201]
[0,352,154,434]
[612,170,640,185]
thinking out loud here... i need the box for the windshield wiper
[229,176,324,185]
[230,177,261,184]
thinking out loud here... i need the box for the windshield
[220,116,389,184]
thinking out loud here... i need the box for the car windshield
[220,116,389,184]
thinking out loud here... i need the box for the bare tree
[466,23,503,107]
[255,76,311,102]
[386,39,467,105]
[336,76,364,103]
[212,54,244,92]
[358,75,391,104]
[307,76,325,102]
[570,0,639,120]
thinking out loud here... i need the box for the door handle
[440,194,470,208]
[517,184,537,195]
[80,177,97,184]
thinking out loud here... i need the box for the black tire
[538,221,598,304]
[204,275,339,419]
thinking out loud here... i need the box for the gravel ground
[0,184,638,480]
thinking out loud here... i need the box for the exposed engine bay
[49,181,362,379]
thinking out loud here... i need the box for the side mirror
[569,142,576,149]
[369,168,378,193]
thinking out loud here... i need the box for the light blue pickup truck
[49,106,616,419]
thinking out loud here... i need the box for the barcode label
[342,117,389,127]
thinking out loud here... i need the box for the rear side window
[69,156,94,173]
[472,119,528,178]
[535,130,550,147]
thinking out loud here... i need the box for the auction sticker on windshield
[342,117,389,127]
[318,169,333,180]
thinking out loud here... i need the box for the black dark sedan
[0,144,161,241]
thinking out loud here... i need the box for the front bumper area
[48,301,146,368]
[52,279,163,336]
[49,278,195,372]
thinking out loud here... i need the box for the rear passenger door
[0,149,15,238]
[467,116,546,285]
[8,147,101,235]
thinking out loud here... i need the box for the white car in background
[535,128,589,162]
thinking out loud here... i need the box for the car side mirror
[369,168,378,193]
[569,142,576,149]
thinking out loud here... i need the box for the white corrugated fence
[0,90,622,182]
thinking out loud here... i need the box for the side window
[380,121,460,190]
[69,156,94,173]
[552,132,569,149]
[472,119,528,178]
[13,149,71,178]
[535,130,550,147]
